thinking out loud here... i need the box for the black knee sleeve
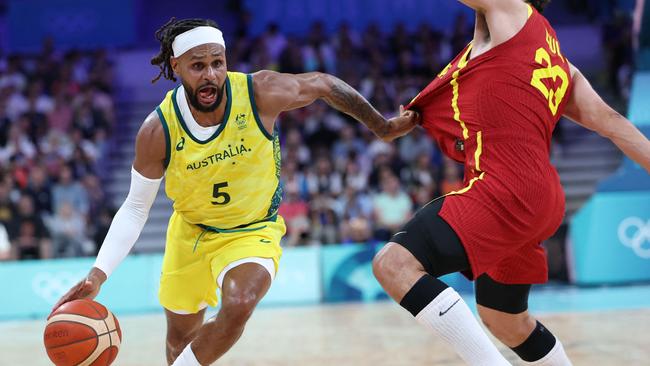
[399,275,448,316]
[511,321,557,362]
[475,274,530,314]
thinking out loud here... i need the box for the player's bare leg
[478,306,572,365]
[373,242,428,301]
[373,242,511,365]
[477,306,536,347]
[165,308,206,364]
[172,263,271,365]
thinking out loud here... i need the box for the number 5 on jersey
[212,182,231,205]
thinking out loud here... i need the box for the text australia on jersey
[185,141,252,171]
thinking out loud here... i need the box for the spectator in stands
[0,55,27,99]
[82,173,106,222]
[277,38,304,75]
[0,99,10,146]
[92,206,115,255]
[0,178,16,226]
[440,157,464,195]
[47,90,74,133]
[52,165,89,216]
[8,194,51,260]
[0,122,37,164]
[337,186,373,243]
[23,164,53,216]
[47,201,87,258]
[282,128,311,167]
[401,152,437,195]
[0,223,10,260]
[309,191,340,245]
[332,124,366,169]
[398,127,436,164]
[603,11,634,100]
[372,173,413,241]
[307,156,343,197]
[262,23,288,65]
[303,21,336,73]
[413,184,438,210]
[341,159,368,193]
[281,159,309,201]
[278,185,310,247]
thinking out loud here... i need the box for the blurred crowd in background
[0,44,116,260]
[0,0,637,259]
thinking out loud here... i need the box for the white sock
[415,288,511,366]
[171,344,202,366]
[522,339,572,366]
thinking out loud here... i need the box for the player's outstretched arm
[252,70,419,142]
[51,112,166,312]
[563,65,650,173]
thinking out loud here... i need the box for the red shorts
[439,173,565,284]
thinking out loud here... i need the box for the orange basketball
[44,299,121,366]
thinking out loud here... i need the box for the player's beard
[183,81,226,113]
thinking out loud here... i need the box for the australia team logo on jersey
[235,113,248,130]
[176,137,185,151]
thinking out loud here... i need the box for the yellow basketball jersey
[156,71,281,230]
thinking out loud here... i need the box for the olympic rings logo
[31,271,85,304]
[617,217,650,259]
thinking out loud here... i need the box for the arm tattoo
[322,76,389,137]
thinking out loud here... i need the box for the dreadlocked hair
[150,18,220,83]
[526,0,551,13]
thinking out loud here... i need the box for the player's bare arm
[51,112,167,312]
[132,112,167,179]
[563,65,650,173]
[458,0,530,44]
[252,70,419,142]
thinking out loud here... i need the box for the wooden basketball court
[5,300,648,365]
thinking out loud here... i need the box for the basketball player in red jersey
[373,1,650,365]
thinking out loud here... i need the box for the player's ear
[170,56,179,75]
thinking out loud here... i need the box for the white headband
[172,26,226,57]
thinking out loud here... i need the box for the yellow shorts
[158,211,285,313]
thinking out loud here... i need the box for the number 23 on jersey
[530,29,570,116]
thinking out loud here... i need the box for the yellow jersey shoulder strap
[231,71,274,141]
[155,89,175,168]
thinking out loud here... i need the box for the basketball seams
[47,314,108,334]
[85,299,109,319]
[46,328,117,350]
[52,300,106,320]
[87,300,115,355]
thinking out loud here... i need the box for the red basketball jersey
[406,6,573,284]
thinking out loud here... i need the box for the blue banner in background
[0,255,163,320]
[627,73,650,127]
[243,0,473,35]
[263,246,322,305]
[320,244,473,303]
[7,0,136,52]
[569,192,650,284]
[321,244,386,303]
[0,248,323,320]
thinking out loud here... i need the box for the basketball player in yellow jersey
[52,18,420,365]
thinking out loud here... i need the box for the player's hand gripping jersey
[406,6,572,284]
